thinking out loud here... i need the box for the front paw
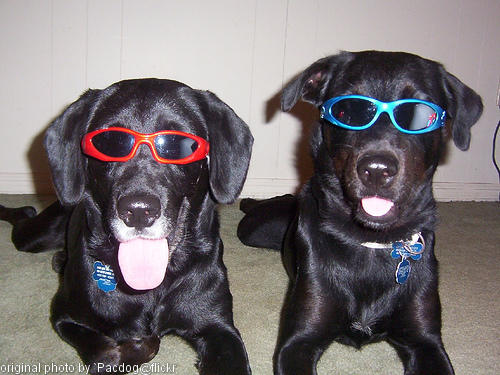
[198,361,251,375]
[197,344,251,375]
[119,335,160,365]
[86,335,160,374]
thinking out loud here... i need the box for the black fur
[237,51,483,375]
[1,79,253,374]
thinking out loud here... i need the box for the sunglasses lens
[154,134,198,160]
[331,98,377,127]
[393,103,438,131]
[92,131,135,157]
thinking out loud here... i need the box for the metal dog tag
[92,261,117,292]
[392,242,423,260]
[395,257,411,284]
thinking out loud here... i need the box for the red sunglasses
[81,127,209,164]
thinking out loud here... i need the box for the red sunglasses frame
[81,127,210,164]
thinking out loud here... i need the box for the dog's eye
[154,135,198,160]
[393,103,438,131]
[332,99,376,127]
[92,131,135,157]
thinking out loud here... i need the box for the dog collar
[362,233,425,284]
[361,232,422,249]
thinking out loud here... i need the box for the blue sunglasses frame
[320,95,446,134]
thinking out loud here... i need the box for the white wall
[1,0,499,200]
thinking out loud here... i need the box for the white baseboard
[0,173,54,195]
[1,174,498,202]
[241,178,500,202]
[240,178,299,199]
[432,182,500,201]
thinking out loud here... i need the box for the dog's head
[282,51,482,233]
[44,79,253,290]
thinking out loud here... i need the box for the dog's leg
[391,339,454,375]
[237,194,297,250]
[0,201,69,253]
[53,319,160,374]
[388,289,455,375]
[51,290,160,374]
[274,333,328,375]
[273,285,333,375]
[0,204,36,223]
[189,324,251,375]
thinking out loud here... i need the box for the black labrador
[237,51,483,375]
[0,79,253,375]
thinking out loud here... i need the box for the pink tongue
[118,238,169,290]
[361,197,394,217]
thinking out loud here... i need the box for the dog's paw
[0,205,37,223]
[21,206,37,218]
[86,344,121,374]
[86,335,160,374]
[119,335,161,365]
[51,250,67,273]
[198,360,251,375]
[239,198,258,213]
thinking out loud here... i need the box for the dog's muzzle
[112,194,170,291]
[356,152,399,220]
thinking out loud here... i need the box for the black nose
[357,153,399,189]
[117,195,161,228]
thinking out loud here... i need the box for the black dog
[0,79,253,374]
[238,51,483,374]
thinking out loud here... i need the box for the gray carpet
[0,194,498,374]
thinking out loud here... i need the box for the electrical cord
[494,120,500,180]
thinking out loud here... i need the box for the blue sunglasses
[320,95,446,134]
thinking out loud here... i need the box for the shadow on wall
[265,88,317,193]
[26,123,56,196]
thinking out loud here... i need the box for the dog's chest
[343,290,396,346]
[327,252,403,346]
[336,288,399,347]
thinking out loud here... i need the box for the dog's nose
[357,154,398,189]
[117,195,161,228]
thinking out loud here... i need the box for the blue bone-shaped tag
[92,261,117,292]
[391,242,423,260]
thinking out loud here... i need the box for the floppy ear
[200,91,254,204]
[281,52,352,111]
[441,69,483,151]
[44,89,99,206]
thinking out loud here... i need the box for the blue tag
[92,261,117,292]
[390,234,425,284]
[395,258,411,284]
[392,242,423,260]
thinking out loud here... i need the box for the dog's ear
[281,53,351,111]
[441,69,483,151]
[44,89,99,206]
[200,91,254,204]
